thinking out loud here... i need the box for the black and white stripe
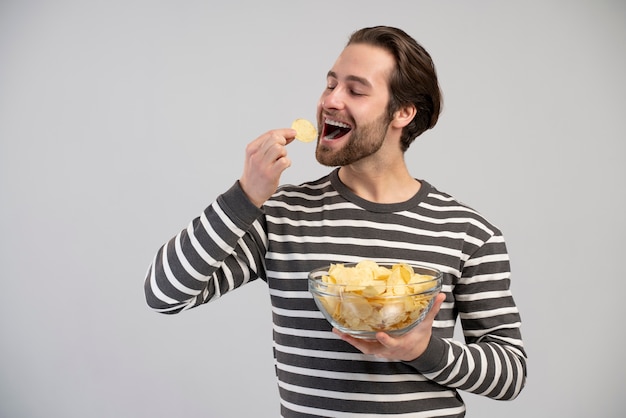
[145,169,527,417]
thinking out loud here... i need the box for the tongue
[325,125,350,140]
[327,129,342,140]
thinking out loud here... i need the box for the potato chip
[318,260,439,332]
[291,118,318,143]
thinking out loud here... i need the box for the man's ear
[392,104,417,129]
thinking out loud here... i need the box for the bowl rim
[308,261,443,273]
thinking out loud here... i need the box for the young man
[145,26,527,417]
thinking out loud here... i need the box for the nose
[321,87,344,110]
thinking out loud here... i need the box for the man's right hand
[239,128,297,207]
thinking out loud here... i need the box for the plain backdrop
[1,1,624,417]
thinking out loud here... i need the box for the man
[145,26,527,417]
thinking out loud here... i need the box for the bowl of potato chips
[309,260,443,339]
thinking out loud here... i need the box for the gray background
[1,0,624,417]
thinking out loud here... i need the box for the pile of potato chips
[316,260,439,332]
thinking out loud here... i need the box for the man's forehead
[328,44,394,85]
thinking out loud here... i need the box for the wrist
[404,336,447,373]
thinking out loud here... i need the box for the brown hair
[347,26,442,151]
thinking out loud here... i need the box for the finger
[246,131,272,155]
[283,128,298,144]
[259,139,286,165]
[375,332,397,349]
[264,128,297,147]
[247,128,296,155]
[269,153,291,178]
[334,329,378,354]
[260,129,299,160]
[334,328,360,345]
[428,292,446,319]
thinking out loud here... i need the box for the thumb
[426,292,446,321]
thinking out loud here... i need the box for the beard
[315,111,393,167]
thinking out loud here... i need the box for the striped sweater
[145,168,527,417]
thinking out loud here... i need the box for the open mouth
[322,118,352,140]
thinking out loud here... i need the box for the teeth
[326,119,350,129]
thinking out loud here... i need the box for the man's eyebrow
[327,71,372,88]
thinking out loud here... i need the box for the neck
[338,160,420,204]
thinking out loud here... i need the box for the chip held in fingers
[291,118,318,143]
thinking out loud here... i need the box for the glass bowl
[308,261,442,339]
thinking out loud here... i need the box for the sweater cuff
[216,181,264,229]
[405,336,448,373]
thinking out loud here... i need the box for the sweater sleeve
[144,181,267,314]
[407,233,528,400]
